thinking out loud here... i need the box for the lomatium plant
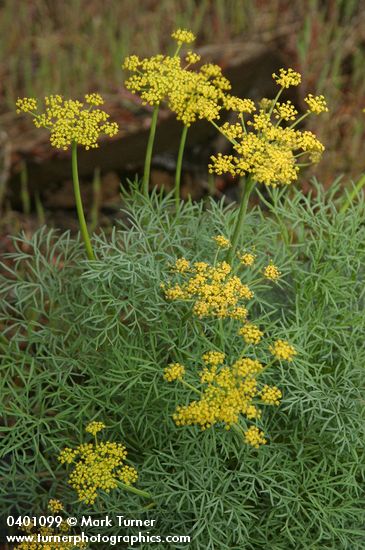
[16,93,119,260]
[5,25,364,550]
[58,422,150,506]
[162,236,296,447]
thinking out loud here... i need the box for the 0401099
[6,516,63,528]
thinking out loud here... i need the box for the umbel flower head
[209,68,328,187]
[168,351,284,448]
[16,93,119,150]
[123,29,231,126]
[162,257,253,320]
[59,422,138,505]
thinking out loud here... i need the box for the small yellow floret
[202,351,225,366]
[185,51,201,64]
[244,426,266,448]
[174,257,190,273]
[269,339,297,361]
[213,235,231,248]
[224,95,256,113]
[263,261,281,281]
[120,465,138,485]
[163,362,185,382]
[239,323,263,345]
[261,384,282,405]
[274,100,298,121]
[85,93,104,106]
[304,94,328,114]
[171,28,196,44]
[122,55,140,71]
[238,251,256,266]
[85,421,106,436]
[48,499,63,513]
[272,68,301,88]
[16,97,38,113]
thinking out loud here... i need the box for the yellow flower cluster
[48,498,63,513]
[162,259,253,319]
[59,425,138,505]
[85,421,106,436]
[304,94,328,114]
[169,352,282,449]
[123,29,230,126]
[213,235,231,248]
[185,51,201,64]
[269,339,297,361]
[16,97,38,113]
[171,28,196,44]
[274,100,298,121]
[16,94,118,150]
[263,261,281,281]
[238,251,256,266]
[202,351,225,366]
[120,464,139,485]
[209,68,326,187]
[164,362,186,382]
[224,95,256,113]
[261,384,282,405]
[239,323,263,345]
[244,426,266,448]
[272,68,301,88]
[173,257,191,273]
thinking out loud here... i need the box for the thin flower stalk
[227,175,255,263]
[71,141,95,260]
[143,104,159,197]
[175,125,188,210]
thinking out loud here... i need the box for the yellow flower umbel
[167,351,279,448]
[85,420,106,436]
[171,28,196,45]
[209,67,326,188]
[263,261,281,281]
[239,323,263,345]
[163,257,253,320]
[164,362,186,382]
[304,94,329,114]
[244,426,266,448]
[238,251,256,266]
[269,339,297,361]
[48,498,63,513]
[58,423,148,505]
[260,384,282,406]
[213,235,231,248]
[16,93,118,261]
[16,94,118,151]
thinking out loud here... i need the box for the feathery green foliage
[1,182,364,548]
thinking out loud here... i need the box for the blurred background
[0,0,365,247]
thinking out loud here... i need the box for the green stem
[227,176,255,264]
[143,104,159,197]
[340,173,365,213]
[71,141,95,260]
[118,482,152,499]
[175,125,188,211]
